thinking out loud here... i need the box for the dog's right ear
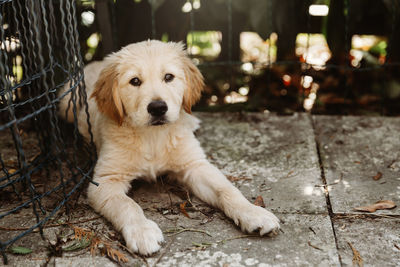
[182,57,204,114]
[91,63,125,126]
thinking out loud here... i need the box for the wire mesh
[0,0,96,264]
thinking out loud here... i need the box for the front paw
[234,205,280,235]
[122,219,164,256]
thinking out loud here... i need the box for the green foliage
[8,246,33,255]
[77,0,95,8]
[370,41,387,56]
[161,33,169,42]
[314,0,330,4]
[187,31,221,58]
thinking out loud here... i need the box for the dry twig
[164,227,212,237]
[348,242,363,267]
[217,234,259,244]
[315,173,343,187]
[307,241,323,251]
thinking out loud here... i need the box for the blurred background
[13,0,400,115]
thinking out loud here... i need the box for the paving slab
[145,213,340,267]
[128,177,339,266]
[195,112,327,214]
[332,215,400,267]
[314,116,400,215]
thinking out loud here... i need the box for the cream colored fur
[59,40,279,256]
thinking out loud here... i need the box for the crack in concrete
[310,114,344,267]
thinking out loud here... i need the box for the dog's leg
[87,174,164,255]
[182,160,280,235]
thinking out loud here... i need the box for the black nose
[147,100,168,116]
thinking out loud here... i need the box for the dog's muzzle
[147,100,168,126]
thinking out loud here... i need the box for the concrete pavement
[1,113,399,266]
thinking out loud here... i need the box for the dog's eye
[129,77,141,87]
[164,73,174,83]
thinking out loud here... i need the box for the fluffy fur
[59,40,279,255]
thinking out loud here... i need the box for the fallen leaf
[104,244,128,263]
[8,246,32,255]
[90,237,101,255]
[285,170,295,177]
[180,201,191,218]
[200,216,214,225]
[372,172,382,181]
[72,226,93,241]
[354,161,361,164]
[354,200,396,212]
[348,242,363,267]
[227,175,252,182]
[254,196,265,208]
[69,225,127,263]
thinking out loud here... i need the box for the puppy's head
[91,40,204,127]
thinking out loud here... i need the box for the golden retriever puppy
[59,40,279,255]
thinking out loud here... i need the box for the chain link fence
[0,0,96,264]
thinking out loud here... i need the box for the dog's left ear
[182,57,204,113]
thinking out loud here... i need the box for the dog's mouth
[150,116,168,126]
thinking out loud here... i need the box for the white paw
[122,219,164,256]
[234,205,280,235]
